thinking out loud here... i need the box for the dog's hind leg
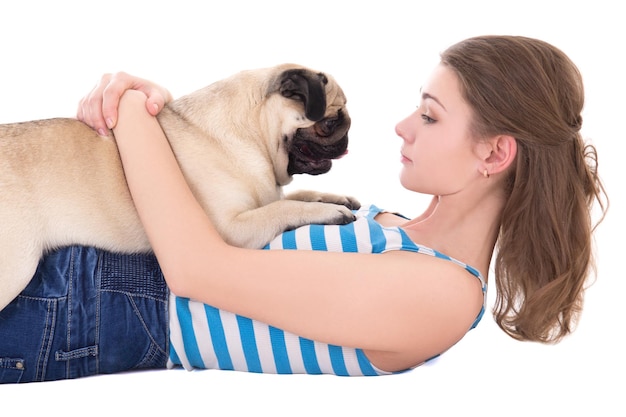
[0,237,43,312]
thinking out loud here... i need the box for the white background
[1,1,623,415]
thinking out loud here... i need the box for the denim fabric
[0,246,169,383]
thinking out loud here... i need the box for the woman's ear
[479,135,517,176]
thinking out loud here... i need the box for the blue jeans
[0,246,169,383]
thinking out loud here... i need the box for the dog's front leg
[217,199,359,249]
[285,190,360,211]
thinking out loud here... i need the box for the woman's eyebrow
[422,92,447,111]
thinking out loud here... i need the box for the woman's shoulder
[361,249,486,371]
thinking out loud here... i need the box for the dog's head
[163,64,351,187]
[267,66,351,178]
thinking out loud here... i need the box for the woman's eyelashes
[421,114,436,124]
[416,104,436,124]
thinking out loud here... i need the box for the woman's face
[395,63,479,196]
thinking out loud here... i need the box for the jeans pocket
[0,358,26,383]
[98,291,168,374]
[134,341,168,370]
[0,293,60,384]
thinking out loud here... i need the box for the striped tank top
[167,204,487,376]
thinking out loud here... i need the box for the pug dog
[0,63,359,311]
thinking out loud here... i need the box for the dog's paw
[316,203,357,225]
[328,195,361,211]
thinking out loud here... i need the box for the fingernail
[106,118,114,129]
[98,128,107,137]
[153,103,159,112]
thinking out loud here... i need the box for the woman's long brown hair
[441,35,608,342]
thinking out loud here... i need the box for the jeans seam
[101,289,168,304]
[13,294,67,303]
[95,251,102,375]
[34,300,49,381]
[65,247,76,378]
[35,299,57,381]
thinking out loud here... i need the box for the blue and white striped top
[167,204,487,376]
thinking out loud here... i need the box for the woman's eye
[421,114,436,124]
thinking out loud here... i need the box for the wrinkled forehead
[323,73,348,109]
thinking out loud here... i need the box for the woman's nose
[395,113,416,142]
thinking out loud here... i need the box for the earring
[483,169,489,178]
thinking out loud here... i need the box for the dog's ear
[278,69,328,122]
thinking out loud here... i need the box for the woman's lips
[400,152,412,163]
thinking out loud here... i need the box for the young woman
[0,35,607,383]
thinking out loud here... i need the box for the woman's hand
[77,72,173,137]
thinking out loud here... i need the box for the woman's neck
[401,191,505,280]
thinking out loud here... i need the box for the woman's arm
[113,90,484,371]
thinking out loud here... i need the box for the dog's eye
[324,117,338,130]
[314,116,339,137]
